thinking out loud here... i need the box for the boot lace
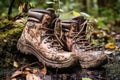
[41,18,65,51]
[71,19,102,51]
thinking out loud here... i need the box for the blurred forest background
[0,0,120,79]
[0,0,120,28]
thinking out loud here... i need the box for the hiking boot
[61,16,113,68]
[17,8,77,68]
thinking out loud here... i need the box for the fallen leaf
[26,73,42,80]
[11,71,23,78]
[18,4,24,13]
[105,42,116,49]
[40,63,47,75]
[5,76,11,80]
[13,61,19,68]
[72,11,80,17]
[29,2,36,8]
[82,77,92,80]
[33,68,40,73]
[11,78,16,80]
[25,67,31,71]
[24,67,32,74]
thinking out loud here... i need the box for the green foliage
[114,0,120,18]
[0,19,24,68]
[72,11,80,17]
[82,77,92,80]
[0,0,120,24]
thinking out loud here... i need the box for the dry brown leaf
[11,78,17,80]
[33,68,40,73]
[26,73,42,80]
[11,62,47,79]
[32,64,47,75]
[5,77,11,80]
[25,67,31,71]
[11,68,31,79]
[92,31,102,35]
[11,71,23,78]
[40,63,47,75]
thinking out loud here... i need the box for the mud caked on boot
[17,8,77,68]
[61,16,113,68]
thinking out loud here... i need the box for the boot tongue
[72,16,87,32]
[61,20,78,32]
[60,20,79,51]
[72,16,86,24]
[46,8,56,21]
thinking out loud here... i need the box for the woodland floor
[0,18,120,80]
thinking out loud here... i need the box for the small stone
[3,39,7,42]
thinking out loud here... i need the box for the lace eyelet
[47,45,51,49]
[38,26,43,30]
[72,40,76,43]
[26,22,35,28]
[41,33,45,37]
[44,40,47,44]
[54,48,57,51]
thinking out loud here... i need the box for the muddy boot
[17,8,77,68]
[61,19,78,51]
[61,16,113,68]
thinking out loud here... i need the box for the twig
[8,0,15,20]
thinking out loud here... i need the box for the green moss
[0,19,24,38]
[0,27,23,39]
[0,19,24,33]
[0,19,24,69]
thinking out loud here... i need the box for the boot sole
[17,35,77,68]
[78,51,108,68]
